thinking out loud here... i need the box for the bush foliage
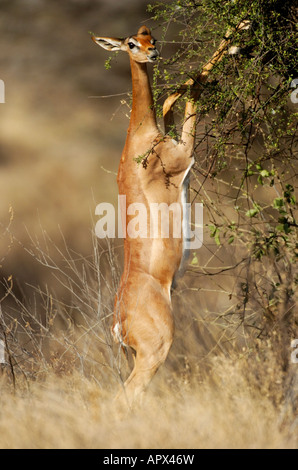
[149,0,297,370]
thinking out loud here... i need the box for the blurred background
[0,0,158,294]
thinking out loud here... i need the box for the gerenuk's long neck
[128,58,158,136]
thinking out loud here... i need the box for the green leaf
[246,208,259,218]
[260,169,270,177]
[246,203,261,218]
[214,230,221,246]
[209,225,221,246]
[190,253,199,265]
[273,198,284,209]
[104,57,112,70]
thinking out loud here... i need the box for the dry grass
[0,353,296,449]
[0,231,296,450]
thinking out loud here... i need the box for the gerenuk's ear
[137,25,151,36]
[91,36,125,52]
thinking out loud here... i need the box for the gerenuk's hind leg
[123,336,173,406]
[117,298,174,406]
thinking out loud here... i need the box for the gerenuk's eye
[128,42,135,49]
